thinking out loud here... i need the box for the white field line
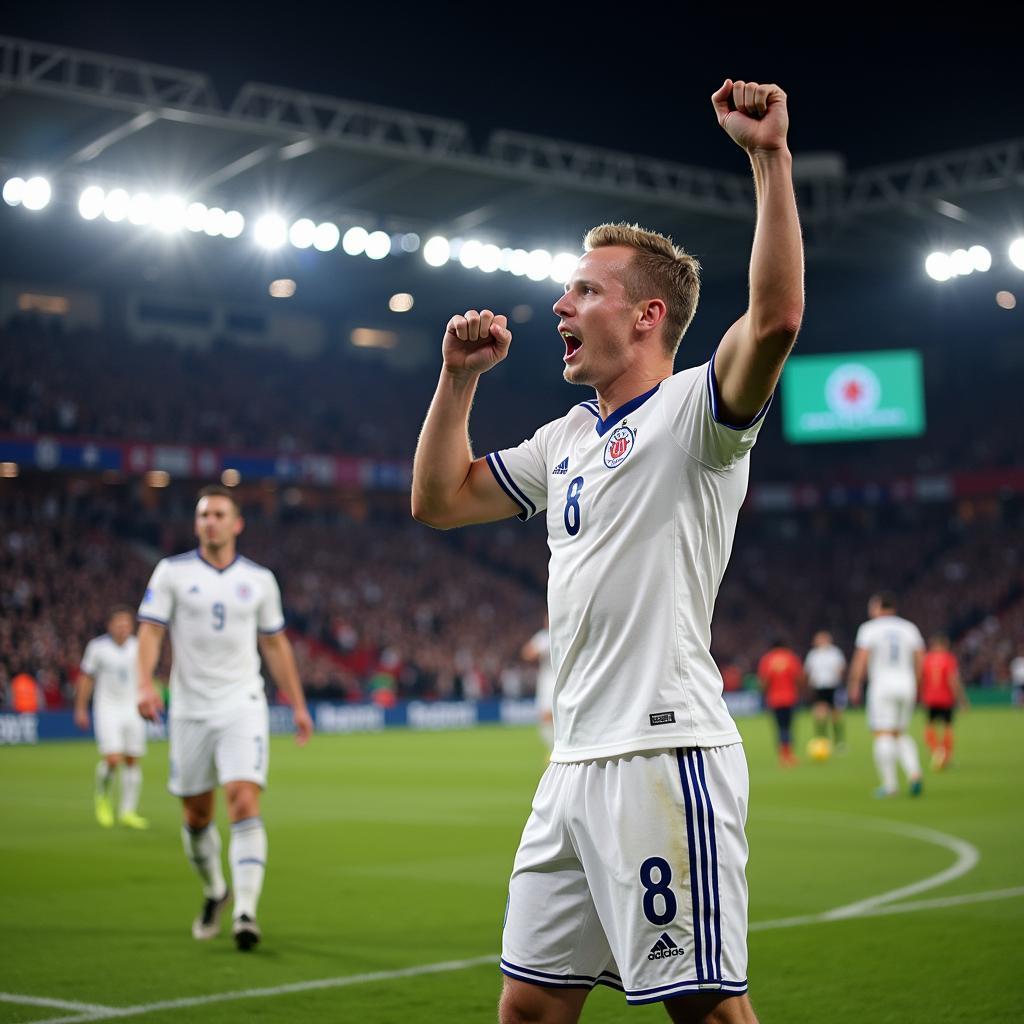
[0,994,116,1012]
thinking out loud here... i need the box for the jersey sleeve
[485,423,551,522]
[662,355,772,470]
[258,573,286,635]
[910,625,925,651]
[80,639,99,676]
[854,622,871,650]
[138,560,173,626]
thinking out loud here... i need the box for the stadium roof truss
[1,34,1022,274]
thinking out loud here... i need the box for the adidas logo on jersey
[648,932,684,960]
[552,458,569,475]
[188,585,200,594]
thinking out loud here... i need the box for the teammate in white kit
[75,606,148,829]
[522,621,555,752]
[803,631,847,751]
[412,79,803,1024]
[136,486,313,951]
[848,593,925,798]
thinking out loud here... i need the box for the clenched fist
[712,79,789,155]
[442,309,513,378]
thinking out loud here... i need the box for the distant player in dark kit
[920,634,967,770]
[757,641,803,766]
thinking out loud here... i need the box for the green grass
[1,710,1022,1023]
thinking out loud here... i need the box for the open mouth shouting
[560,327,583,364]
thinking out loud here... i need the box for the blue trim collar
[592,383,662,437]
[195,548,240,574]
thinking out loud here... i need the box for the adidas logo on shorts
[648,932,685,960]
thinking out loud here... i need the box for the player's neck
[199,542,236,569]
[594,364,672,421]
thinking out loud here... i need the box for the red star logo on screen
[843,379,863,403]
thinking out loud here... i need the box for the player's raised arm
[136,620,166,721]
[710,79,804,424]
[258,632,313,745]
[411,309,522,529]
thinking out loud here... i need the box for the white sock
[182,824,227,899]
[119,765,142,816]
[873,735,898,793]
[897,734,922,780]
[95,761,113,797]
[230,817,267,920]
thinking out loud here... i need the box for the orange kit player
[920,634,968,770]
[757,641,804,766]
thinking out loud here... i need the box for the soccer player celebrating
[756,640,803,767]
[136,486,313,951]
[75,606,149,829]
[803,630,847,751]
[920,633,967,770]
[412,78,802,1024]
[848,593,925,798]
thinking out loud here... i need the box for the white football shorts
[168,700,269,797]
[94,705,147,757]
[867,686,915,732]
[501,744,750,1006]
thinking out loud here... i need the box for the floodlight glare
[313,222,340,252]
[1009,238,1024,272]
[968,245,991,272]
[221,211,245,239]
[128,192,154,226]
[342,226,369,256]
[185,202,207,232]
[3,177,25,206]
[924,252,951,282]
[949,248,973,276]
[203,207,226,236]
[103,188,130,222]
[289,218,316,249]
[400,232,420,253]
[479,244,502,273]
[153,196,186,233]
[78,186,105,220]
[423,236,450,267]
[550,252,579,284]
[459,239,482,270]
[22,176,52,211]
[389,292,415,313]
[254,214,287,249]
[364,230,391,260]
[526,249,553,281]
[508,249,530,276]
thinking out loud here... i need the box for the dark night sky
[1,5,1013,172]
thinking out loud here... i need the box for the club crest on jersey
[603,426,636,469]
[237,582,253,601]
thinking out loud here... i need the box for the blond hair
[583,223,700,355]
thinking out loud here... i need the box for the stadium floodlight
[968,245,991,272]
[389,292,415,312]
[22,176,52,211]
[550,252,579,284]
[153,196,186,234]
[949,248,973,277]
[103,188,130,222]
[1009,238,1024,272]
[526,249,553,282]
[289,218,316,249]
[313,222,340,253]
[400,232,421,253]
[128,191,154,226]
[342,226,369,256]
[479,244,502,273]
[78,186,105,220]
[508,249,530,277]
[423,235,450,267]
[221,211,245,239]
[254,214,288,249]
[203,207,226,236]
[3,177,25,206]
[364,230,391,260]
[924,251,952,282]
[459,239,482,270]
[185,202,207,232]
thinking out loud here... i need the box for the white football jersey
[138,550,285,719]
[487,357,768,762]
[529,628,555,715]
[854,615,924,696]
[80,634,140,713]
[804,644,846,690]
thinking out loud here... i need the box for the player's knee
[225,785,260,822]
[498,980,577,1024]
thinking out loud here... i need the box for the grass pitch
[1,709,1021,1023]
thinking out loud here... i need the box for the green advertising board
[781,350,926,443]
